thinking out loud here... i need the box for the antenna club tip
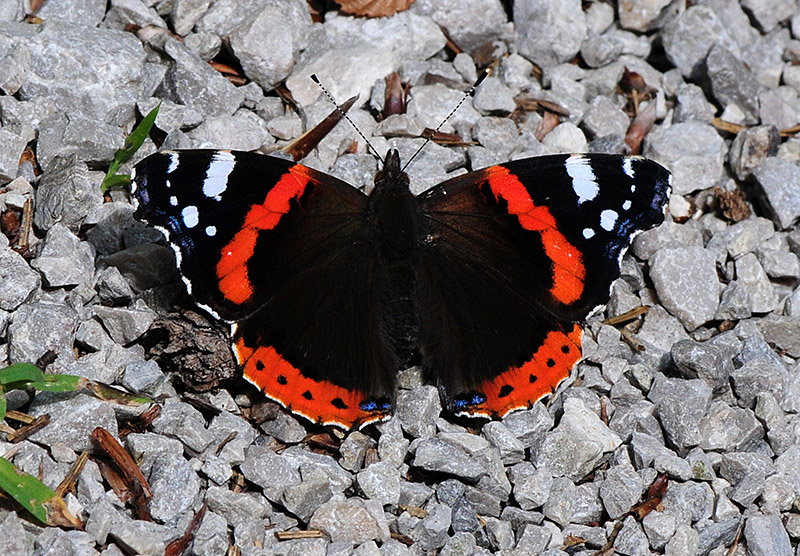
[473,68,490,90]
[310,74,320,83]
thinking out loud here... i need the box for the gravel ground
[2,0,800,555]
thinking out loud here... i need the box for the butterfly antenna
[310,74,383,163]
[400,67,491,173]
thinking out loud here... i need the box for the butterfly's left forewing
[132,150,369,320]
[417,154,671,418]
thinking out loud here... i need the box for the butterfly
[132,148,670,429]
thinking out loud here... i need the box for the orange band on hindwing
[216,165,313,304]
[456,323,583,418]
[485,166,586,305]
[234,338,390,429]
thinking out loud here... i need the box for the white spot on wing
[167,152,179,174]
[205,225,217,236]
[623,158,635,179]
[182,205,199,228]
[600,209,618,231]
[169,196,178,206]
[583,228,595,239]
[622,199,632,211]
[566,155,599,204]
[152,220,226,322]
[154,224,183,268]
[203,151,236,200]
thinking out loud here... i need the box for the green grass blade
[101,101,161,193]
[101,174,131,190]
[0,386,6,422]
[0,457,82,527]
[86,381,153,405]
[27,374,84,392]
[0,364,44,386]
[0,364,83,393]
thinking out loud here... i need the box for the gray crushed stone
[34,154,103,233]
[1,2,800,555]
[0,246,40,311]
[27,392,119,453]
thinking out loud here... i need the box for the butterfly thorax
[366,149,424,262]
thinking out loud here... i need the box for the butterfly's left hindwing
[417,154,671,417]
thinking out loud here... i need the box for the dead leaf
[42,495,83,529]
[209,61,247,85]
[92,427,153,520]
[165,502,207,556]
[55,452,89,499]
[337,0,414,18]
[383,72,406,118]
[780,123,800,137]
[712,117,745,135]
[6,415,50,443]
[625,101,656,154]
[420,128,476,147]
[535,111,560,142]
[281,95,357,161]
[632,474,668,519]
[619,68,656,98]
[308,433,340,453]
[715,184,751,222]
[275,530,326,541]
[603,306,650,327]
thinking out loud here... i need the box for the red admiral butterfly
[132,148,670,429]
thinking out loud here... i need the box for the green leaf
[0,363,44,387]
[0,457,82,527]
[101,101,161,193]
[27,374,84,392]
[0,365,82,393]
[0,456,54,524]
[100,174,130,190]
[86,380,153,405]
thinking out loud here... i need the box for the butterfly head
[374,149,410,194]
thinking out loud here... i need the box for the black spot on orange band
[456,323,583,418]
[234,337,390,429]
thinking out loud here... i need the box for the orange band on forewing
[234,338,388,429]
[485,166,586,305]
[476,323,582,417]
[216,166,313,304]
